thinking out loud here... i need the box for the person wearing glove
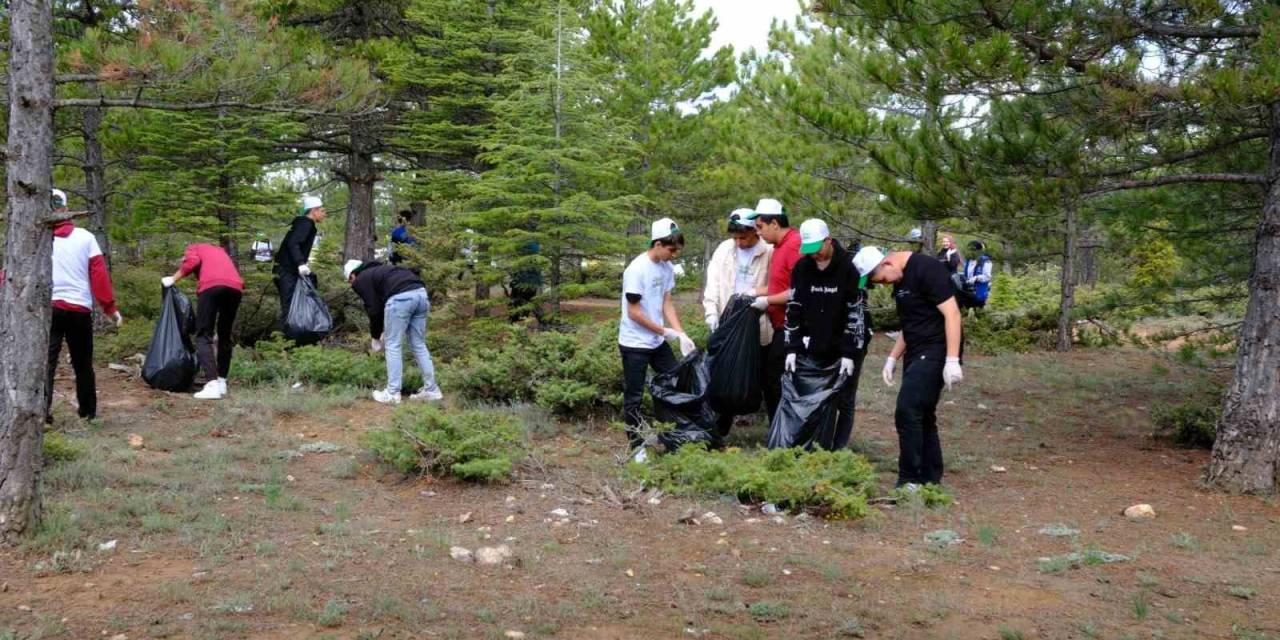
[854,243,964,488]
[166,243,245,400]
[46,188,121,423]
[701,208,774,439]
[273,195,325,326]
[618,218,691,461]
[346,259,443,405]
[743,198,801,421]
[776,219,872,450]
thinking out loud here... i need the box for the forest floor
[2,333,1279,639]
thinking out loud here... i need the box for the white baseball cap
[727,208,754,232]
[907,227,922,241]
[852,246,886,288]
[300,195,323,215]
[343,259,363,280]
[798,218,830,255]
[650,217,681,242]
[747,198,784,219]
[51,189,68,208]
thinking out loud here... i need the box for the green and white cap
[744,198,784,221]
[51,188,68,208]
[798,218,830,255]
[300,195,323,215]
[650,217,681,242]
[852,246,886,289]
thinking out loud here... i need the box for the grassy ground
[2,337,1277,639]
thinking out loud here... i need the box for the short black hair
[651,232,686,249]
[755,213,788,228]
[398,210,413,223]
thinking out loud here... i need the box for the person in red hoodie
[744,198,801,422]
[163,243,245,400]
[47,189,121,423]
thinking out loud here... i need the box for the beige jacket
[702,238,773,346]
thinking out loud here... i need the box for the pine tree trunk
[81,104,109,260]
[1056,204,1077,352]
[1204,102,1280,494]
[1,0,55,544]
[342,120,378,262]
[921,219,938,255]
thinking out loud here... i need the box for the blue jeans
[383,288,439,394]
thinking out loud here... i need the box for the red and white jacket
[51,221,117,315]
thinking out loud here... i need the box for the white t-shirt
[734,245,760,294]
[618,252,675,349]
[51,227,104,309]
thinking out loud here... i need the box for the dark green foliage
[361,405,526,482]
[444,321,623,417]
[231,336,423,391]
[1152,402,1219,448]
[633,445,878,519]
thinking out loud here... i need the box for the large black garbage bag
[706,295,763,416]
[648,350,719,451]
[767,356,847,451]
[283,277,333,345]
[143,286,197,392]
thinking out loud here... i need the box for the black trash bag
[705,294,763,416]
[767,355,847,451]
[283,276,333,345]
[648,350,720,451]
[142,286,198,392]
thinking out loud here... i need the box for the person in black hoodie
[344,259,443,405]
[274,195,326,321]
[781,219,871,449]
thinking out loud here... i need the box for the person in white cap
[618,218,695,462]
[852,245,963,489]
[45,188,122,423]
[742,198,800,421]
[344,258,443,404]
[702,207,773,440]
[273,195,326,324]
[779,219,871,450]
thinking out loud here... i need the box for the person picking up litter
[162,243,244,400]
[345,259,444,405]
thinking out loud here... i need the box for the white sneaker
[631,447,649,464]
[409,387,443,402]
[372,389,402,405]
[218,378,228,395]
[193,380,224,400]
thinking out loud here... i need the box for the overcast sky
[691,0,801,57]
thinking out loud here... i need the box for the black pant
[812,351,866,450]
[196,287,242,380]
[714,344,772,440]
[763,331,787,424]
[274,270,317,324]
[47,308,96,420]
[620,342,679,449]
[894,352,946,486]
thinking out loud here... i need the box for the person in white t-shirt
[618,218,695,462]
[701,208,773,441]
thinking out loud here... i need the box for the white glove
[370,337,383,353]
[705,316,717,333]
[750,295,769,311]
[298,263,311,276]
[839,357,855,377]
[662,328,680,341]
[943,357,963,390]
[112,311,123,327]
[784,353,797,373]
[967,276,977,285]
[161,276,175,288]
[882,356,896,386]
[677,333,696,357]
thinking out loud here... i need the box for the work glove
[677,333,697,357]
[967,276,976,285]
[297,263,311,277]
[705,316,718,333]
[161,276,175,288]
[943,357,963,390]
[750,295,769,311]
[784,353,797,373]
[370,337,383,353]
[839,357,855,377]
[112,311,123,328]
[882,356,896,386]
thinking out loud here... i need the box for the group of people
[42,193,442,424]
[620,200,968,488]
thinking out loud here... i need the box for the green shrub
[890,483,954,509]
[632,446,877,519]
[43,432,85,463]
[361,405,526,483]
[1152,401,1218,448]
[230,335,422,390]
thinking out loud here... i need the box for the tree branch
[1085,173,1268,196]
[1084,131,1268,179]
[1132,19,1261,40]
[54,97,347,117]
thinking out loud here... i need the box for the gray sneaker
[409,387,443,402]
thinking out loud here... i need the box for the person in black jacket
[781,219,871,449]
[274,195,326,321]
[344,259,443,405]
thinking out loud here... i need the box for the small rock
[990,465,1007,473]
[647,496,662,505]
[1124,504,1156,520]
[504,632,526,640]
[977,403,989,410]
[1232,525,1248,532]
[298,441,342,454]
[110,635,127,640]
[98,539,118,552]
[17,605,32,612]
[549,508,570,518]
[458,512,473,524]
[420,490,437,497]
[475,545,514,566]
[506,515,516,523]
[625,569,634,577]
[700,512,723,526]
[771,516,786,525]
[677,507,698,524]
[285,475,296,482]
[1037,523,1080,537]
[449,546,474,562]
[127,433,144,449]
